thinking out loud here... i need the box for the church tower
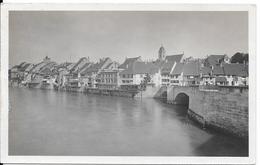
[158,45,166,61]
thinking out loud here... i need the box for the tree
[230,52,248,64]
[140,73,151,90]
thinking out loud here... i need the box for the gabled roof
[38,62,57,74]
[20,63,32,72]
[212,66,224,75]
[82,63,100,75]
[200,66,211,75]
[183,62,200,76]
[104,61,119,70]
[99,57,112,69]
[70,57,90,73]
[15,62,34,72]
[205,54,226,66]
[29,59,56,73]
[67,63,76,70]
[223,63,248,77]
[165,54,184,63]
[171,63,184,75]
[78,63,92,73]
[57,62,73,69]
[40,67,52,75]
[119,56,141,69]
[104,63,113,69]
[81,58,112,75]
[120,62,159,75]
[161,61,175,74]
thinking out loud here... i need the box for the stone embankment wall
[167,86,248,139]
[135,86,162,98]
[153,86,167,99]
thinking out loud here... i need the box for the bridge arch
[174,92,189,107]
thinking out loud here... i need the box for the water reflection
[9,87,248,156]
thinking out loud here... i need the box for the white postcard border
[0,3,256,164]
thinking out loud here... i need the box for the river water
[9,87,248,156]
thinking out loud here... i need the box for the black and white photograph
[0,3,256,164]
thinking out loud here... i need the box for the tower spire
[158,45,166,61]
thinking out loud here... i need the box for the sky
[9,11,248,67]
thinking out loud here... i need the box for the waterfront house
[65,57,92,89]
[170,63,184,86]
[54,62,74,87]
[26,56,57,88]
[119,61,161,89]
[182,61,200,86]
[9,62,34,85]
[118,56,143,90]
[204,54,230,67]
[119,56,142,69]
[161,61,176,86]
[96,61,121,89]
[223,63,248,86]
[200,66,214,85]
[153,46,184,86]
[211,65,227,86]
[80,57,113,88]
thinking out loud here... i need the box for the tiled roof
[104,63,113,69]
[223,63,248,77]
[81,58,112,75]
[16,62,33,72]
[120,62,159,75]
[82,63,100,74]
[205,55,226,66]
[212,66,224,75]
[40,67,52,75]
[78,63,91,73]
[38,62,57,74]
[183,62,200,76]
[67,63,76,70]
[99,57,112,69]
[171,63,184,75]
[161,61,175,74]
[200,66,211,75]
[165,54,184,63]
[119,56,141,69]
[57,62,73,69]
[104,62,119,70]
[70,57,89,73]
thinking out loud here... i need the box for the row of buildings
[9,46,249,91]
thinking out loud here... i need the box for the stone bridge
[166,85,248,138]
